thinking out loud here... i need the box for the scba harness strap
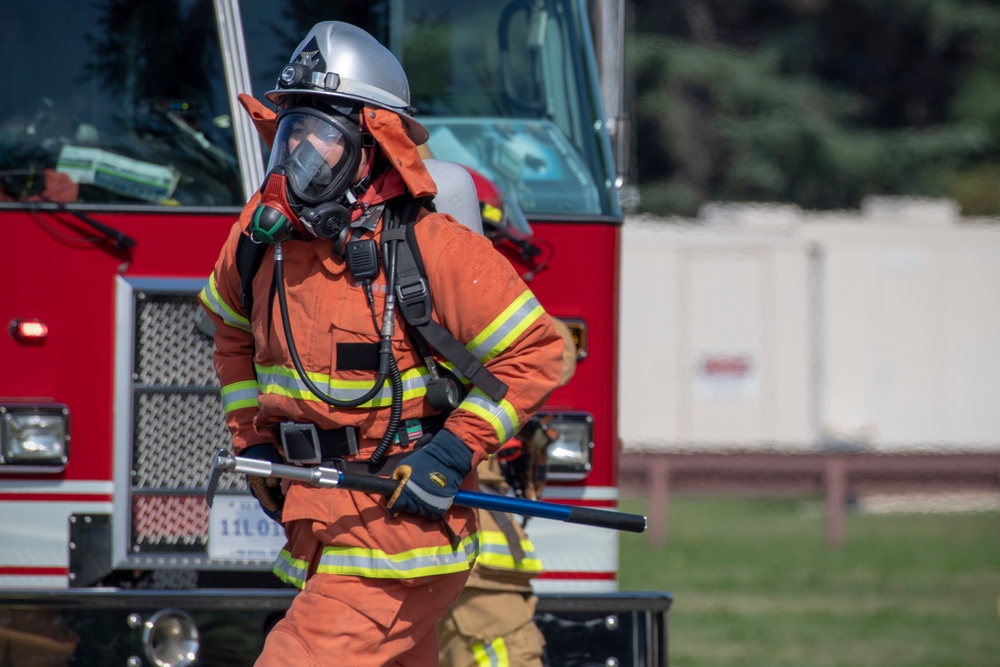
[234,193,508,402]
[388,203,507,403]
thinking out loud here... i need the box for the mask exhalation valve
[300,201,351,240]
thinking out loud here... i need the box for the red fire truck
[0,1,669,665]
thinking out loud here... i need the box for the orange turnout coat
[199,101,565,589]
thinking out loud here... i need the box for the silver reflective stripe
[467,291,544,362]
[480,534,539,560]
[479,531,543,572]
[315,533,480,579]
[272,549,309,589]
[472,637,509,667]
[254,364,433,406]
[199,276,250,332]
[402,480,454,512]
[220,380,259,413]
[459,389,519,443]
[481,543,539,559]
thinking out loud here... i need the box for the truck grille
[128,290,243,554]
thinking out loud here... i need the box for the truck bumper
[0,589,671,666]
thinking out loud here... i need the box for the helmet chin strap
[347,143,378,205]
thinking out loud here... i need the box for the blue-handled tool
[206,449,646,533]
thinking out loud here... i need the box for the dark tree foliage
[85,0,218,106]
[629,0,1000,216]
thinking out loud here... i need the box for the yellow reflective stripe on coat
[199,275,250,332]
[254,363,434,407]
[477,530,543,573]
[459,388,519,443]
[273,549,310,589]
[472,636,510,667]
[467,290,545,363]
[312,533,479,579]
[220,380,259,413]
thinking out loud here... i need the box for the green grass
[618,495,1000,667]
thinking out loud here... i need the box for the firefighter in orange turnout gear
[438,170,579,667]
[198,22,563,667]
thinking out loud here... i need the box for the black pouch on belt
[280,422,359,465]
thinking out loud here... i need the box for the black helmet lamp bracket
[279,63,341,94]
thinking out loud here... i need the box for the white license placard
[208,496,286,561]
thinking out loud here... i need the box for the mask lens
[291,115,345,155]
[266,109,360,205]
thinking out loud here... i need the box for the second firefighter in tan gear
[439,318,577,667]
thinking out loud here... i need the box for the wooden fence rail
[618,452,1000,547]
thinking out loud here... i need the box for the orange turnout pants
[255,570,471,667]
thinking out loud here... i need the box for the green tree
[630,0,1000,217]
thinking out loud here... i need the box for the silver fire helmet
[266,21,428,145]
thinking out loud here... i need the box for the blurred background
[616,2,1000,665]
[626,0,1000,217]
[0,0,995,663]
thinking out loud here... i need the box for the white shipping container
[619,198,1000,453]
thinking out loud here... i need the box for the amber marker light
[9,318,49,342]
[562,318,588,360]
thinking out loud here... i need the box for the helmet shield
[267,107,363,206]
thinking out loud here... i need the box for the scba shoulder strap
[236,233,270,321]
[386,195,508,403]
[233,194,508,403]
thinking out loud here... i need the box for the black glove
[242,443,285,522]
[387,429,473,520]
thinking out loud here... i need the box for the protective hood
[362,106,436,199]
[237,94,436,199]
[237,93,278,150]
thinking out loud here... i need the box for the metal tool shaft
[207,449,647,533]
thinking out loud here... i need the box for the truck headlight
[542,412,593,480]
[0,404,70,470]
[142,609,199,667]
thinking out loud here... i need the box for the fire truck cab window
[239,0,616,217]
[0,0,242,207]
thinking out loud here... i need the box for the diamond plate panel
[133,495,210,547]
[130,291,246,555]
[133,393,240,489]
[135,296,219,386]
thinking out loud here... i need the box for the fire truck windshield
[0,0,243,207]
[239,0,619,218]
[0,0,616,216]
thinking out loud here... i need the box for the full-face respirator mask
[250,104,370,248]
